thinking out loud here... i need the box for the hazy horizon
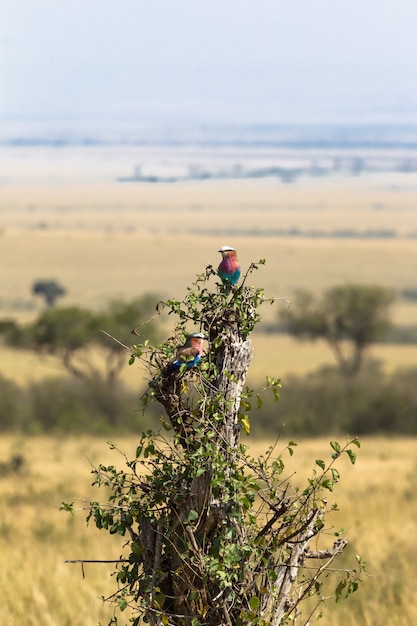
[2,1,417,134]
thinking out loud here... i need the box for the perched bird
[163,332,205,376]
[217,246,241,287]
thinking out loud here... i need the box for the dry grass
[1,174,417,320]
[2,183,416,384]
[0,436,132,626]
[1,168,416,623]
[0,434,416,625]
[1,173,416,380]
[1,230,417,315]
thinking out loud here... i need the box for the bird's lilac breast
[220,256,238,273]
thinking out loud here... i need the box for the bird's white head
[218,245,236,255]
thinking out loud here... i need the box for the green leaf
[335,579,347,602]
[330,440,341,454]
[153,593,166,609]
[331,468,340,481]
[321,478,334,492]
[316,459,325,470]
[345,449,357,465]
[240,399,251,411]
[224,543,242,565]
[239,414,251,435]
[131,542,143,556]
[249,596,260,610]
[185,509,199,523]
[59,501,74,515]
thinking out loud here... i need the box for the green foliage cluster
[32,279,66,307]
[251,364,417,437]
[72,435,364,626]
[62,264,365,626]
[29,294,162,358]
[1,294,161,360]
[129,261,274,443]
[0,373,157,434]
[131,262,271,371]
[0,295,163,434]
[0,281,415,437]
[1,362,417,437]
[279,284,394,378]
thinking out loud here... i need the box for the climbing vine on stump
[63,261,365,626]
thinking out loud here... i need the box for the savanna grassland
[1,435,417,626]
[1,147,417,624]
[1,168,417,384]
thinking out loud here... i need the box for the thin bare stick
[65,559,128,564]
[98,328,131,351]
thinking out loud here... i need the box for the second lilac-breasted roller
[217,246,241,286]
[163,332,205,376]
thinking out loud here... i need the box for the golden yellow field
[1,175,417,319]
[0,434,416,626]
[1,173,417,383]
[0,163,416,624]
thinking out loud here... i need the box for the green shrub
[0,374,27,431]
[251,364,417,437]
[25,377,154,434]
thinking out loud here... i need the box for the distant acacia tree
[0,295,162,425]
[32,279,66,307]
[280,284,394,378]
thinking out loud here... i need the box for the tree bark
[147,329,253,625]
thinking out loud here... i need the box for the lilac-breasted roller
[163,332,205,376]
[217,246,241,286]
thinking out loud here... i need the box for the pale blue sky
[1,0,417,126]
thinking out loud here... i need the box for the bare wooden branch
[305,537,348,559]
